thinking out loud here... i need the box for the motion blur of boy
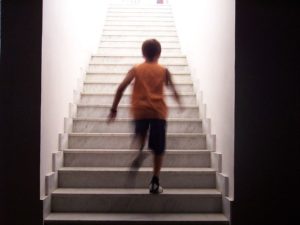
[107,39,181,194]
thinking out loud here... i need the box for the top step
[109,5,172,9]
[108,9,172,13]
[107,12,173,17]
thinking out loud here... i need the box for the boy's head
[142,39,161,61]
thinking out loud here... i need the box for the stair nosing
[68,133,206,137]
[80,92,195,96]
[76,104,198,108]
[98,46,180,49]
[73,118,201,122]
[83,81,192,85]
[91,55,185,58]
[101,34,177,37]
[45,212,228,222]
[63,149,211,153]
[86,72,190,75]
[52,188,221,196]
[88,63,187,66]
[58,167,216,172]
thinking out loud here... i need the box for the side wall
[170,0,235,198]
[41,0,109,197]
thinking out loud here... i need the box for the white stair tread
[81,92,195,96]
[53,188,221,195]
[86,72,190,75]
[59,167,215,172]
[93,53,184,56]
[46,212,228,222]
[72,118,201,122]
[89,62,188,66]
[84,81,193,84]
[63,149,211,153]
[77,104,198,108]
[89,62,188,65]
[92,55,185,58]
[68,133,206,137]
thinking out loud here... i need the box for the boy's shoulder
[135,62,166,69]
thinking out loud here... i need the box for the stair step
[72,118,202,133]
[76,104,199,119]
[90,56,187,64]
[80,92,196,105]
[106,17,173,22]
[109,8,172,12]
[105,21,175,26]
[108,5,172,10]
[103,26,176,31]
[51,188,222,213]
[101,35,178,42]
[107,13,173,18]
[45,212,229,225]
[85,73,191,82]
[68,133,206,150]
[88,64,189,74]
[99,41,179,48]
[58,167,216,188]
[64,149,211,168]
[103,30,176,36]
[97,48,181,56]
[83,82,193,93]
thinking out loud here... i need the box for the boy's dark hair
[142,39,161,61]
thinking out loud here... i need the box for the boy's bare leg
[153,155,163,177]
[130,134,148,169]
[150,154,164,194]
[131,134,147,151]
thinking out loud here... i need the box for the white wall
[171,0,235,198]
[41,0,109,197]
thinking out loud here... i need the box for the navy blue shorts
[134,119,166,155]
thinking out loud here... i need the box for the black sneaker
[149,176,163,194]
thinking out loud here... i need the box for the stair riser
[104,26,176,31]
[101,36,178,42]
[44,219,229,225]
[83,83,192,93]
[58,171,216,189]
[68,135,207,150]
[80,94,196,105]
[108,6,171,9]
[100,41,179,48]
[106,17,173,22]
[76,106,199,119]
[64,151,211,168]
[105,21,175,26]
[108,10,172,13]
[88,65,189,74]
[97,49,181,56]
[103,30,176,36]
[72,120,202,133]
[52,194,222,213]
[91,57,187,65]
[85,74,192,83]
[107,13,173,18]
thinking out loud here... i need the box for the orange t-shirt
[131,62,167,120]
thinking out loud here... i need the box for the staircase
[45,3,229,225]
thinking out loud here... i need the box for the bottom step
[45,213,229,225]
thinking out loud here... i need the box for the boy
[107,39,181,194]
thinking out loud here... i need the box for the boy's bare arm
[107,68,135,123]
[166,69,182,106]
